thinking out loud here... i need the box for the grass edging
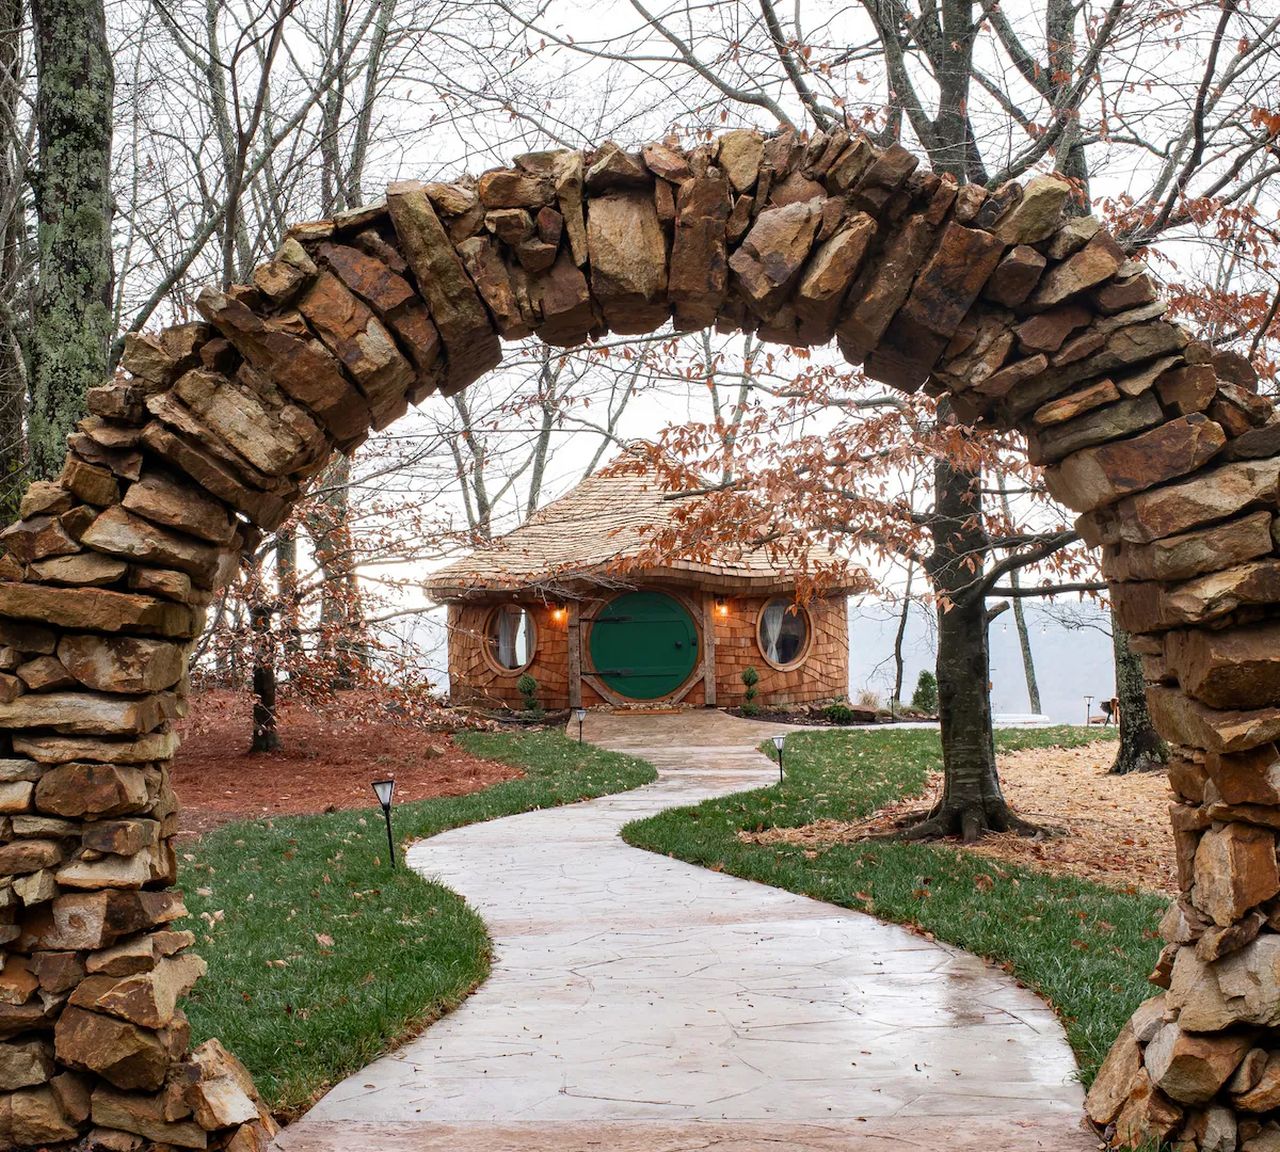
[620,725,1163,1085]
[182,729,656,1116]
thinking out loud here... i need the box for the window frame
[481,603,539,676]
[754,597,813,672]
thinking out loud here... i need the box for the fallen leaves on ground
[741,742,1175,894]
[174,689,524,836]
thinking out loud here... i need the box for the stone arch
[0,127,1274,1149]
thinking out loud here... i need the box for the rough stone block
[1145,1021,1252,1104]
[69,954,206,1030]
[1169,935,1280,1031]
[0,692,167,738]
[669,173,731,331]
[587,190,670,333]
[297,271,414,428]
[60,456,121,507]
[1105,511,1274,585]
[1045,414,1226,514]
[90,1085,208,1147]
[139,422,292,532]
[0,1037,53,1090]
[13,731,179,765]
[169,368,327,479]
[19,890,186,955]
[386,181,501,392]
[57,634,187,696]
[983,244,1045,307]
[35,762,149,819]
[195,288,369,442]
[122,472,235,546]
[793,214,875,344]
[1029,391,1163,466]
[1169,622,1280,711]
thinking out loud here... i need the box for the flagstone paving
[275,711,1093,1151]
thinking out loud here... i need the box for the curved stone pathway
[276,712,1092,1151]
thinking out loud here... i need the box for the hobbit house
[426,456,854,711]
[0,125,1275,1149]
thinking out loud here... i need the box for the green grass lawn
[181,729,654,1116]
[622,725,1165,1085]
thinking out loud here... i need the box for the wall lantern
[575,707,587,744]
[715,597,729,617]
[551,604,567,624]
[771,733,785,785]
[371,778,397,868]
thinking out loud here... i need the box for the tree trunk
[302,454,369,689]
[997,471,1042,713]
[249,601,280,753]
[891,562,914,712]
[914,451,1033,842]
[1110,610,1167,774]
[28,0,114,478]
[0,0,27,518]
[1009,577,1042,714]
[275,527,303,659]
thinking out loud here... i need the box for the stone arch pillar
[0,127,1275,1149]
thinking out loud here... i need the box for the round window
[484,605,536,673]
[756,598,811,670]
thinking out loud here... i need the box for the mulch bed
[724,707,932,727]
[172,690,523,837]
[743,741,1175,893]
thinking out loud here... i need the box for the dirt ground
[172,690,522,836]
[745,740,1176,894]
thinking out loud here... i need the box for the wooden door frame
[580,586,706,706]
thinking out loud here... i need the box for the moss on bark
[28,0,114,478]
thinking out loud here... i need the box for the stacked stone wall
[0,125,1273,1148]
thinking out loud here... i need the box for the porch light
[552,604,567,623]
[771,733,785,785]
[576,707,587,744]
[715,597,728,616]
[371,778,397,868]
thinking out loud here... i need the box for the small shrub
[823,700,855,725]
[911,669,938,713]
[741,665,760,716]
[516,673,541,715]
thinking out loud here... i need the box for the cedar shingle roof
[424,457,858,600]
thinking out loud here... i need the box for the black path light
[772,733,785,785]
[1084,694,1094,728]
[575,707,587,744]
[371,778,397,868]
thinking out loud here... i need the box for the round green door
[588,591,699,700]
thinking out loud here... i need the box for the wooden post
[568,600,583,708]
[702,593,717,707]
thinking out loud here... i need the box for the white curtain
[496,607,520,668]
[760,600,785,663]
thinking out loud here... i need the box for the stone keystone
[587,190,669,334]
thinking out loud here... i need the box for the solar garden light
[772,733,785,785]
[1084,695,1094,728]
[575,707,587,744]
[371,778,397,868]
